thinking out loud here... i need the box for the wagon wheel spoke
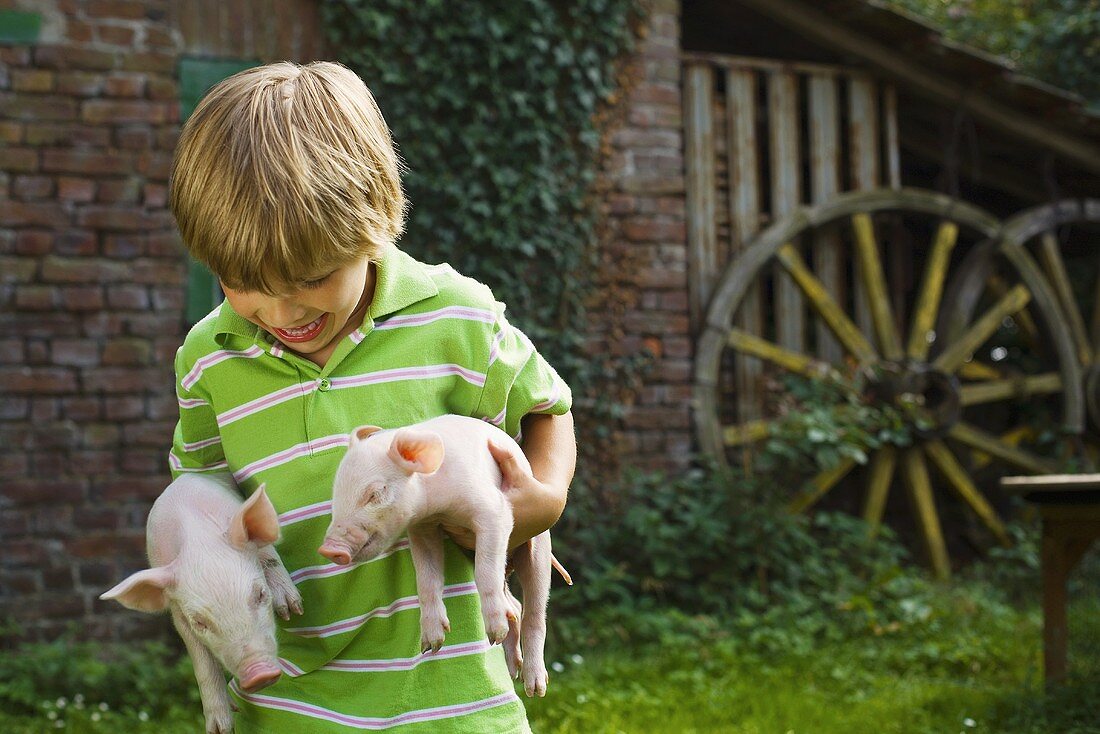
[862,445,897,533]
[726,328,832,379]
[907,221,958,360]
[899,448,950,580]
[948,421,1057,474]
[970,426,1036,471]
[788,457,858,514]
[932,285,1031,373]
[957,361,1004,381]
[775,243,878,363]
[923,440,1012,547]
[852,214,904,360]
[959,372,1063,406]
[1039,232,1093,366]
[986,274,1040,344]
[722,419,772,447]
[1091,261,1100,357]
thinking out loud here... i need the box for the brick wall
[0,0,185,640]
[594,0,694,476]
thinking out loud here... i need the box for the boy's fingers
[487,439,522,479]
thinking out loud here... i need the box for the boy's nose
[263,298,308,328]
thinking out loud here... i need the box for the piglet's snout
[238,661,281,693]
[318,543,352,565]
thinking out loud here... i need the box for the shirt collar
[212,244,439,346]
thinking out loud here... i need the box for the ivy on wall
[322,0,649,444]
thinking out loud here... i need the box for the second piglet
[318,414,562,696]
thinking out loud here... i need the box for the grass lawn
[3,593,1097,733]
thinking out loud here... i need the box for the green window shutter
[179,58,259,324]
[0,10,41,44]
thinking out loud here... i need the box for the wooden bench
[1000,473,1100,686]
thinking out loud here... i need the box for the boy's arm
[505,411,576,548]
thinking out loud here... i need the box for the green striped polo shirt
[169,243,572,733]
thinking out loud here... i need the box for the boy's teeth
[282,317,323,335]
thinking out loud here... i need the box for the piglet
[100,473,303,734]
[318,414,563,696]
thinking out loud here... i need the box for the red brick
[0,121,22,143]
[0,395,28,419]
[82,98,167,125]
[82,367,164,392]
[145,231,182,256]
[146,392,177,420]
[68,450,115,475]
[81,422,119,446]
[5,479,86,506]
[30,398,60,422]
[78,206,169,230]
[14,230,53,256]
[66,19,95,43]
[0,339,24,364]
[115,125,153,149]
[0,367,77,393]
[34,45,117,71]
[96,177,141,204]
[68,533,142,558]
[106,285,149,309]
[11,70,55,93]
[42,149,133,175]
[0,47,31,66]
[15,285,57,310]
[42,256,130,283]
[142,182,167,208]
[154,124,179,150]
[0,148,39,173]
[12,175,52,199]
[0,255,37,281]
[52,339,100,367]
[102,233,145,257]
[55,230,98,256]
[121,450,161,474]
[25,340,50,362]
[81,312,125,337]
[26,124,111,147]
[87,0,146,19]
[144,25,174,49]
[59,286,105,311]
[102,337,152,365]
[146,77,176,101]
[58,177,96,202]
[132,258,184,283]
[97,23,136,45]
[104,395,144,419]
[62,396,102,420]
[55,71,105,97]
[123,421,173,447]
[0,93,79,121]
[136,150,172,178]
[104,73,145,97]
[151,288,183,311]
[118,51,174,75]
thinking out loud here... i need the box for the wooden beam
[736,0,1100,176]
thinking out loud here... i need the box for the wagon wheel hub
[867,361,962,439]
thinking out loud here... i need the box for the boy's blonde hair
[169,61,408,295]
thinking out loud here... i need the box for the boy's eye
[299,274,330,290]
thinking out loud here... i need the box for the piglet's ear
[229,484,280,549]
[100,565,177,613]
[351,425,384,443]
[388,429,445,475]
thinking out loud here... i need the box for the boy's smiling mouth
[273,314,328,343]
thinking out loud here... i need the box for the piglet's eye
[191,616,211,633]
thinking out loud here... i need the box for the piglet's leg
[473,509,513,645]
[171,608,235,734]
[408,525,449,653]
[502,583,523,678]
[515,531,551,697]
[258,546,303,621]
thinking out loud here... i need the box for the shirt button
[318,378,331,392]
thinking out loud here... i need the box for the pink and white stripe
[216,381,318,428]
[486,408,506,428]
[229,685,518,730]
[320,639,491,673]
[233,433,350,484]
[290,539,410,584]
[375,306,495,331]
[178,396,208,409]
[279,500,333,528]
[487,328,505,367]
[349,327,368,345]
[278,657,306,677]
[328,364,485,391]
[182,345,265,391]
[181,435,222,452]
[285,582,477,639]
[168,451,228,473]
[270,342,285,358]
[530,380,562,413]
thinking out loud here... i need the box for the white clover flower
[74,694,84,705]
[92,712,102,722]
[56,697,67,709]
[570,654,584,665]
[139,711,150,722]
[54,720,64,729]
[47,710,58,721]
[551,661,565,673]
[576,693,589,704]
[98,702,109,711]
[963,719,977,728]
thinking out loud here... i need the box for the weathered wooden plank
[808,73,844,364]
[1039,232,1093,366]
[848,77,880,340]
[884,84,902,189]
[682,51,851,78]
[769,71,804,352]
[685,63,719,334]
[726,68,765,422]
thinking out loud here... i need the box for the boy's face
[220,256,373,357]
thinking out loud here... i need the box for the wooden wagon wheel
[694,188,1083,579]
[942,199,1099,460]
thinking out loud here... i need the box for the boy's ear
[351,425,384,443]
[100,564,177,613]
[229,484,280,549]
[387,429,445,475]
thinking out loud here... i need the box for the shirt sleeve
[473,301,572,442]
[168,346,229,479]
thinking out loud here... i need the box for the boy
[168,61,576,733]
